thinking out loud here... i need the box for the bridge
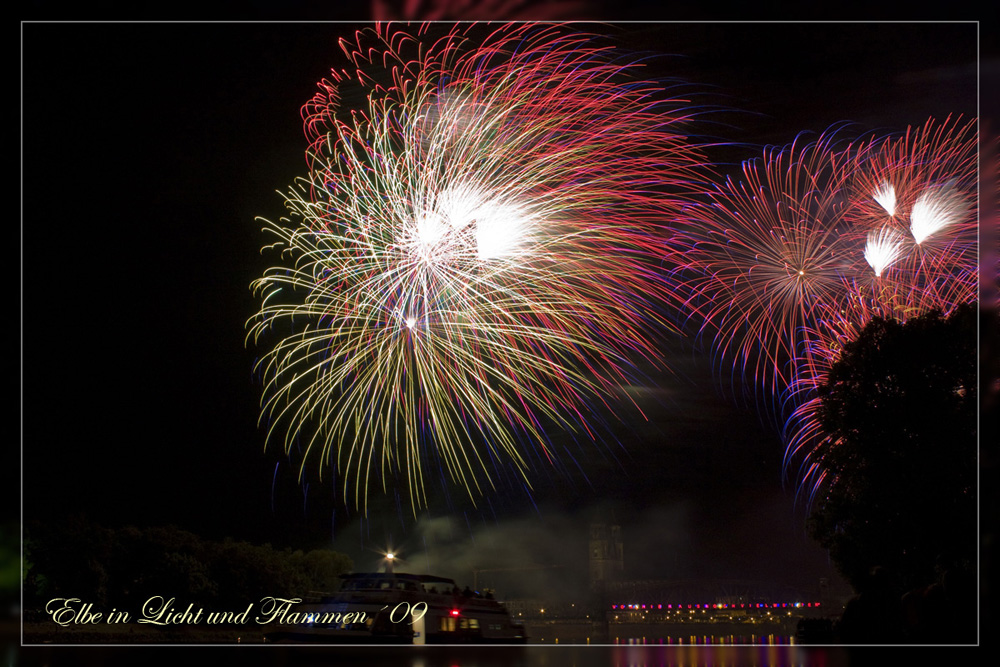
[601,578,825,607]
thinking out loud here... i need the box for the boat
[264,571,528,644]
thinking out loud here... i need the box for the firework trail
[781,290,897,502]
[248,23,709,514]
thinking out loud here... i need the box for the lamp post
[385,552,395,574]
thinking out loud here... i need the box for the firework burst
[677,130,859,421]
[863,226,905,278]
[670,116,977,503]
[780,116,978,501]
[248,23,709,513]
[844,115,977,306]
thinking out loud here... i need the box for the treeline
[24,516,352,613]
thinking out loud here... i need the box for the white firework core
[872,181,896,217]
[863,226,904,277]
[910,183,965,244]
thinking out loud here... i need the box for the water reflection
[17,645,848,667]
[612,634,794,645]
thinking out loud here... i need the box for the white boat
[264,572,527,644]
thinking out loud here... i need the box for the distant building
[589,523,623,592]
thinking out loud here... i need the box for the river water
[523,620,799,645]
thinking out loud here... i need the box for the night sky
[21,21,981,603]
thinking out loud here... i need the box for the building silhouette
[589,523,623,592]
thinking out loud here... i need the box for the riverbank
[22,623,263,644]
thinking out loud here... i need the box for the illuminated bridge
[600,578,833,623]
[602,578,824,604]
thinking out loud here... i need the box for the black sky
[21,21,981,597]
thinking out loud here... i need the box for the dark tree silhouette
[808,304,976,596]
[24,517,354,613]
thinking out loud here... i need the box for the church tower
[589,523,623,591]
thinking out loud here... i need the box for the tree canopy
[24,516,353,612]
[808,303,976,593]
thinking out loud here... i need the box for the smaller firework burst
[676,130,857,419]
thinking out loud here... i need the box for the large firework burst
[248,23,708,513]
